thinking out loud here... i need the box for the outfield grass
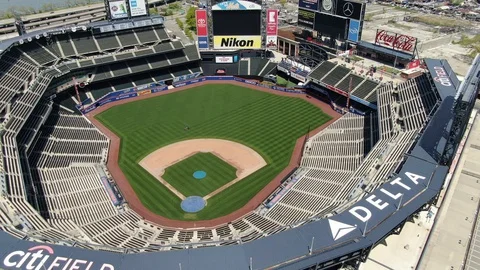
[162,152,237,197]
[96,84,331,220]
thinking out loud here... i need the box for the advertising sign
[197,36,209,49]
[408,59,421,70]
[298,8,315,29]
[348,19,360,42]
[335,0,363,20]
[291,72,307,82]
[266,36,277,49]
[375,29,417,53]
[129,0,147,17]
[299,0,318,11]
[109,0,128,19]
[215,56,234,63]
[266,9,278,49]
[195,9,208,37]
[320,0,335,14]
[213,36,262,49]
[266,9,278,36]
[314,12,348,39]
[212,0,261,10]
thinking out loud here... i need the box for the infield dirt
[139,138,267,200]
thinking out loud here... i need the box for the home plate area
[139,139,267,213]
[181,196,206,213]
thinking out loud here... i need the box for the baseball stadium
[0,0,479,269]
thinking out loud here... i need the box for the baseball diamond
[95,83,331,221]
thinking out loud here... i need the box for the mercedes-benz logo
[343,2,354,17]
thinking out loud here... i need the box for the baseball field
[95,84,331,221]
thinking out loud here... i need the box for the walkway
[417,112,480,270]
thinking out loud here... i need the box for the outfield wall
[79,76,304,114]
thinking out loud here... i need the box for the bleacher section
[277,59,310,80]
[308,61,381,104]
[259,74,439,229]
[376,74,438,139]
[309,61,337,80]
[265,113,374,225]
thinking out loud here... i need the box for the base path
[139,138,267,200]
[86,81,341,229]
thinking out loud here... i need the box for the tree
[149,7,159,15]
[280,0,287,7]
[185,6,197,31]
[176,18,184,30]
[169,2,181,10]
[184,28,194,41]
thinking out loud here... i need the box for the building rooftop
[278,26,298,42]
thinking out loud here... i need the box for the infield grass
[162,152,237,197]
[96,84,331,221]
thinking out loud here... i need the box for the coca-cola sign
[375,29,417,53]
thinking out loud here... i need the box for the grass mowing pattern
[162,152,237,197]
[96,84,331,221]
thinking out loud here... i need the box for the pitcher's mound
[181,196,206,213]
[193,170,207,179]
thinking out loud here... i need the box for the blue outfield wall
[80,76,303,114]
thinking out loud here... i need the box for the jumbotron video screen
[212,10,261,36]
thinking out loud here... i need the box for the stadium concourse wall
[79,76,304,114]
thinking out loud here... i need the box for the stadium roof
[0,16,164,54]
[424,58,461,100]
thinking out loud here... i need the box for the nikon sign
[213,36,262,49]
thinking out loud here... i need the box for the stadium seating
[309,61,337,81]
[0,17,446,255]
[16,40,59,66]
[336,74,364,93]
[308,61,380,104]
[353,80,380,102]
[264,113,374,225]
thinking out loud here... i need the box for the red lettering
[375,30,416,52]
